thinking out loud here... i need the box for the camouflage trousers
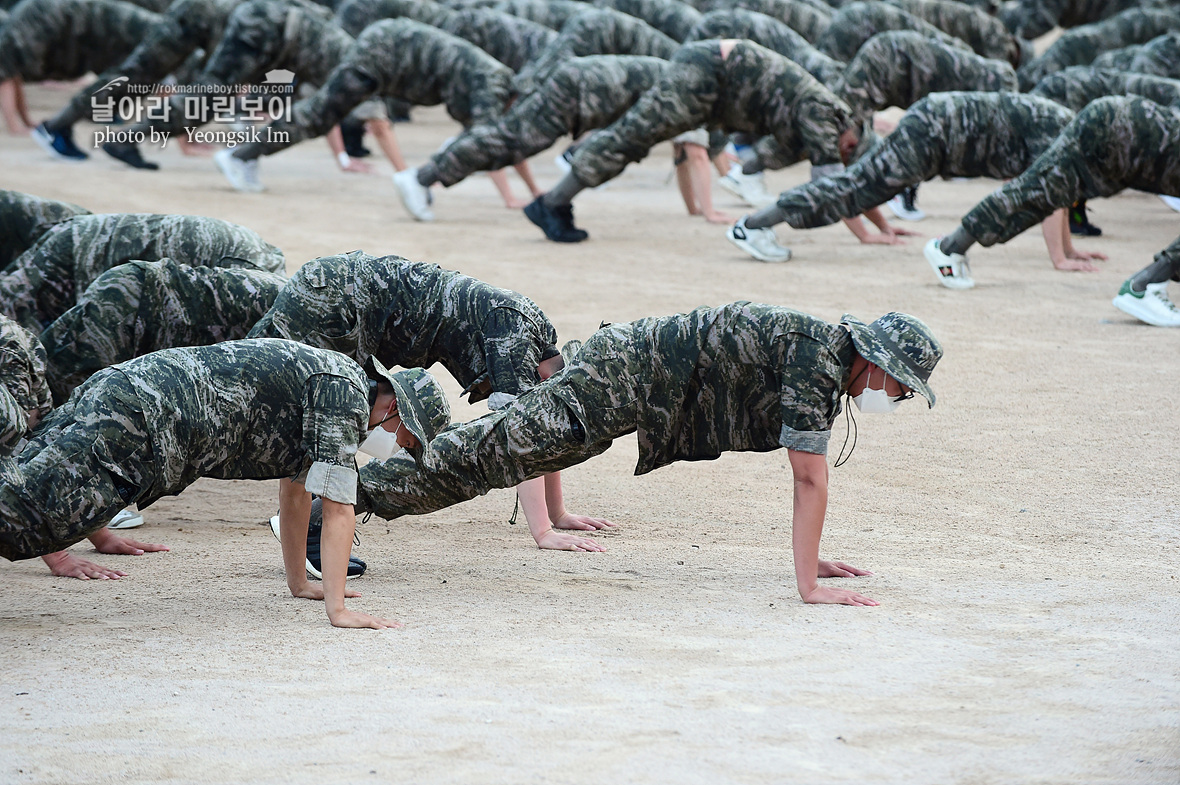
[430,63,635,186]
[1106,31,1180,79]
[702,0,832,44]
[685,9,844,85]
[512,9,678,94]
[1030,66,1180,112]
[357,323,637,520]
[816,2,970,62]
[962,97,1180,247]
[0,372,153,561]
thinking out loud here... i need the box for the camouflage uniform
[0,340,374,560]
[702,0,832,43]
[999,0,1168,41]
[1030,65,1180,111]
[335,0,450,34]
[44,0,241,133]
[0,315,52,457]
[124,0,353,140]
[684,8,844,84]
[960,96,1180,257]
[771,92,1075,229]
[40,260,287,404]
[427,55,667,186]
[231,19,513,160]
[592,0,704,41]
[1016,8,1180,90]
[355,303,859,520]
[885,0,1021,65]
[0,0,159,82]
[568,40,854,189]
[835,31,1017,123]
[481,0,589,30]
[816,1,973,63]
[0,191,90,271]
[512,7,679,94]
[1096,31,1180,78]
[0,213,285,331]
[247,250,558,402]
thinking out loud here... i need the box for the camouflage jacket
[593,0,704,41]
[484,0,589,30]
[0,190,90,271]
[1016,8,1180,89]
[207,0,353,86]
[348,19,513,121]
[40,260,287,403]
[836,30,1017,121]
[248,251,558,401]
[90,340,371,507]
[998,0,1169,40]
[1031,66,1180,111]
[443,8,559,70]
[0,0,160,81]
[336,0,452,34]
[703,0,832,43]
[122,0,242,73]
[685,8,844,84]
[816,0,973,62]
[886,0,1019,64]
[0,314,51,456]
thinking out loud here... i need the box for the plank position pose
[0,340,450,628]
[335,303,944,607]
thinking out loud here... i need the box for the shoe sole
[214,152,256,192]
[1112,294,1180,327]
[107,511,145,529]
[30,128,88,162]
[923,242,975,290]
[726,230,790,263]
[268,515,363,579]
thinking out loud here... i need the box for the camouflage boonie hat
[559,339,582,366]
[370,360,451,459]
[841,312,943,407]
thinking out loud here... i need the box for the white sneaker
[727,217,791,263]
[1159,194,1180,213]
[1112,280,1180,327]
[393,168,434,221]
[108,509,145,529]
[886,187,926,221]
[215,148,264,193]
[924,237,975,289]
[718,164,776,208]
[554,149,573,173]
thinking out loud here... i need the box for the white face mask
[851,369,903,414]
[359,422,404,460]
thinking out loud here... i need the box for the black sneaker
[524,197,589,243]
[268,500,367,579]
[102,142,160,171]
[31,122,88,161]
[1069,200,1102,236]
[341,118,371,158]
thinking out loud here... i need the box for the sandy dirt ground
[0,83,1177,785]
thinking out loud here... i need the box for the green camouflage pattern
[0,314,51,456]
[0,190,90,270]
[1031,65,1180,111]
[0,213,285,331]
[0,0,159,82]
[430,55,666,185]
[443,8,560,70]
[482,0,589,30]
[773,91,1074,228]
[512,7,678,94]
[684,8,844,84]
[1117,31,1180,78]
[1016,8,1180,89]
[0,340,373,560]
[336,0,451,34]
[703,0,832,43]
[247,250,558,400]
[835,30,1017,122]
[47,0,241,130]
[129,0,352,138]
[962,95,1180,247]
[999,0,1168,40]
[236,18,513,158]
[355,303,862,520]
[886,0,1020,64]
[593,0,704,41]
[841,311,942,407]
[39,260,287,404]
[569,40,854,188]
[816,1,973,62]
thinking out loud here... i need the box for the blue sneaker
[31,122,88,161]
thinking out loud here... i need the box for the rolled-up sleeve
[299,373,368,505]
[777,336,843,455]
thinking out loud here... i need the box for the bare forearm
[516,476,552,544]
[792,479,828,599]
[320,499,356,620]
[278,478,312,594]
